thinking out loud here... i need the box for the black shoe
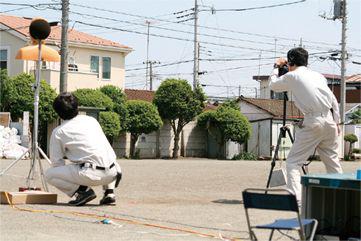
[68,188,96,206]
[99,194,116,205]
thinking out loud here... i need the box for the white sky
[1,0,360,98]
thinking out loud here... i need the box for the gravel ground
[0,158,359,241]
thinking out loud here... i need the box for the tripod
[265,91,312,188]
[0,41,51,191]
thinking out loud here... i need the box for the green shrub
[352,148,360,154]
[344,134,358,157]
[99,111,120,143]
[232,152,257,160]
[73,88,113,111]
[1,72,57,149]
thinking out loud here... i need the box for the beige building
[0,14,132,92]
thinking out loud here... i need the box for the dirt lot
[0,158,359,241]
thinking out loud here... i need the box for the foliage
[153,79,205,158]
[1,72,57,149]
[198,106,252,159]
[125,100,162,158]
[125,100,162,135]
[352,148,360,154]
[73,88,113,111]
[344,133,358,157]
[154,79,205,123]
[2,73,57,123]
[232,152,257,160]
[349,108,361,124]
[221,99,239,111]
[99,111,120,143]
[344,134,358,144]
[99,85,127,130]
[0,69,9,111]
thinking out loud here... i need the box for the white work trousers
[45,164,117,197]
[286,111,343,202]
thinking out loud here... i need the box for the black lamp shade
[29,18,51,40]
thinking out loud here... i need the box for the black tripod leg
[286,127,294,143]
[265,130,284,189]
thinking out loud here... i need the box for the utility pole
[193,0,199,89]
[149,61,154,91]
[143,60,160,90]
[145,20,151,90]
[339,0,347,128]
[60,0,69,93]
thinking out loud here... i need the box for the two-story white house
[0,14,132,92]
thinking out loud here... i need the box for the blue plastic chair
[242,188,318,241]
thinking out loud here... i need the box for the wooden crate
[0,112,11,127]
[0,191,57,204]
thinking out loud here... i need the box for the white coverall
[45,115,121,197]
[269,66,343,202]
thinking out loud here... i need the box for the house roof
[125,89,155,102]
[346,74,361,83]
[239,97,303,119]
[124,89,219,111]
[0,14,131,50]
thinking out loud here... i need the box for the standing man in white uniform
[269,47,343,204]
[45,92,122,206]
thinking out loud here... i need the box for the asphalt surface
[0,158,359,241]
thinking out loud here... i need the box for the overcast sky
[1,0,360,98]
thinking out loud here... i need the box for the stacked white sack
[0,126,28,159]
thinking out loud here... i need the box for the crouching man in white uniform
[269,47,343,205]
[45,92,122,206]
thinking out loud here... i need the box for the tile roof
[125,89,155,102]
[240,97,303,119]
[124,89,219,112]
[0,14,131,49]
[346,74,361,83]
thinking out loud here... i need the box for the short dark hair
[53,92,79,120]
[287,47,308,67]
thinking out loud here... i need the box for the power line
[68,10,300,50]
[126,60,193,71]
[71,2,360,50]
[0,6,31,13]
[212,0,306,12]
[74,20,285,54]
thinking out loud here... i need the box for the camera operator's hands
[275,58,287,67]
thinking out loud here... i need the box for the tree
[221,99,239,110]
[349,108,361,124]
[99,111,121,144]
[0,69,9,111]
[73,88,120,142]
[73,88,113,111]
[153,79,205,158]
[99,85,127,130]
[1,72,57,148]
[344,133,358,157]
[198,106,252,159]
[125,100,162,158]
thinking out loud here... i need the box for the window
[68,57,78,71]
[271,90,284,100]
[102,57,111,80]
[0,49,8,70]
[90,56,99,76]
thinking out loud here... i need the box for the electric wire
[70,3,361,51]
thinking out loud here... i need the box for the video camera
[278,64,289,77]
